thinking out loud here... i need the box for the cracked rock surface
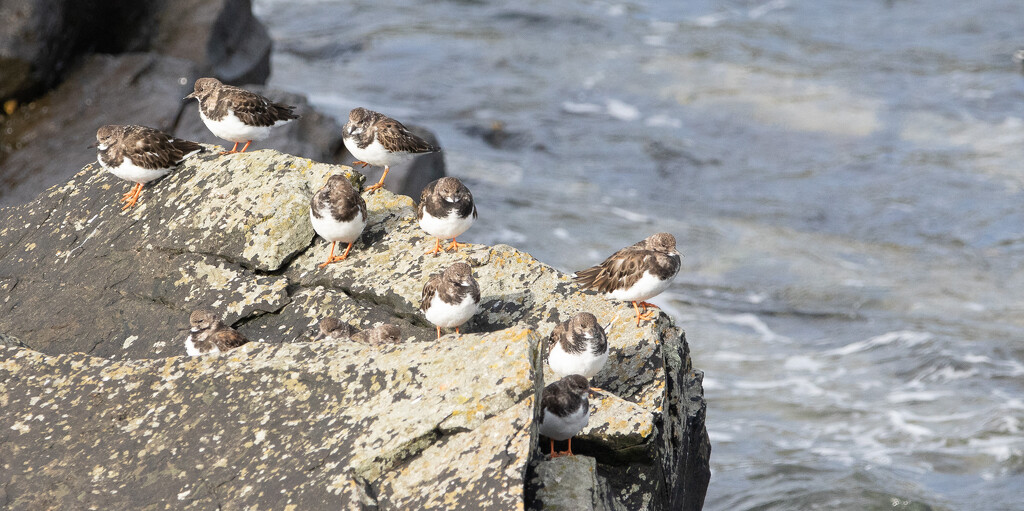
[0,149,710,509]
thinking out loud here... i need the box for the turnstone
[315,317,402,346]
[93,124,202,210]
[184,77,298,154]
[185,309,250,356]
[352,324,403,346]
[417,177,477,255]
[310,174,367,268]
[539,374,591,458]
[420,262,480,339]
[342,107,439,193]
[547,312,608,382]
[573,233,681,326]
[315,316,358,341]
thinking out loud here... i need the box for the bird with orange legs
[93,124,202,211]
[342,107,439,193]
[417,177,477,255]
[572,233,681,326]
[420,262,480,339]
[309,174,367,268]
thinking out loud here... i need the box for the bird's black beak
[87,141,98,149]
[184,92,196,100]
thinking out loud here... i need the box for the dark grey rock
[0,0,270,104]
[0,53,198,208]
[150,0,271,84]
[0,0,154,102]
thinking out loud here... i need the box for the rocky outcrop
[0,149,709,509]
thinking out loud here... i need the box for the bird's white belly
[548,343,608,379]
[184,334,218,357]
[605,271,672,302]
[419,208,474,240]
[424,292,477,328]
[100,157,170,184]
[309,206,366,243]
[200,109,286,142]
[345,137,415,167]
[539,404,590,441]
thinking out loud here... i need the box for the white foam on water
[606,99,641,121]
[711,312,788,343]
[710,350,760,362]
[692,12,731,27]
[827,330,933,356]
[610,207,651,223]
[887,410,933,438]
[885,390,950,403]
[561,101,603,114]
[748,0,789,19]
[644,114,682,128]
[708,430,734,442]
[965,436,1022,462]
[784,355,822,372]
[733,377,825,397]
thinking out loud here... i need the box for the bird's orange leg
[120,184,138,203]
[319,241,354,268]
[363,166,390,193]
[319,241,337,268]
[220,142,240,155]
[352,160,370,168]
[237,140,253,153]
[435,326,442,339]
[120,183,144,210]
[632,301,657,325]
[549,439,557,458]
[566,437,575,456]
[445,237,469,252]
[425,238,444,255]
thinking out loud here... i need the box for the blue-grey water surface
[253,1,1024,508]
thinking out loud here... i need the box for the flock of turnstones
[93,77,682,458]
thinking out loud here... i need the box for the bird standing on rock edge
[573,233,681,326]
[93,124,203,210]
[185,77,299,155]
[342,107,440,193]
[547,312,609,386]
[417,176,477,255]
[420,262,480,339]
[310,174,367,268]
[539,374,591,458]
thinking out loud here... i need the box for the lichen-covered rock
[0,328,537,509]
[0,148,709,509]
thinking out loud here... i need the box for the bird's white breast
[605,270,673,302]
[199,108,287,143]
[548,342,608,379]
[100,156,171,184]
[344,136,416,167]
[539,403,590,441]
[309,205,366,243]
[419,207,474,240]
[184,334,218,357]
[424,292,478,328]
